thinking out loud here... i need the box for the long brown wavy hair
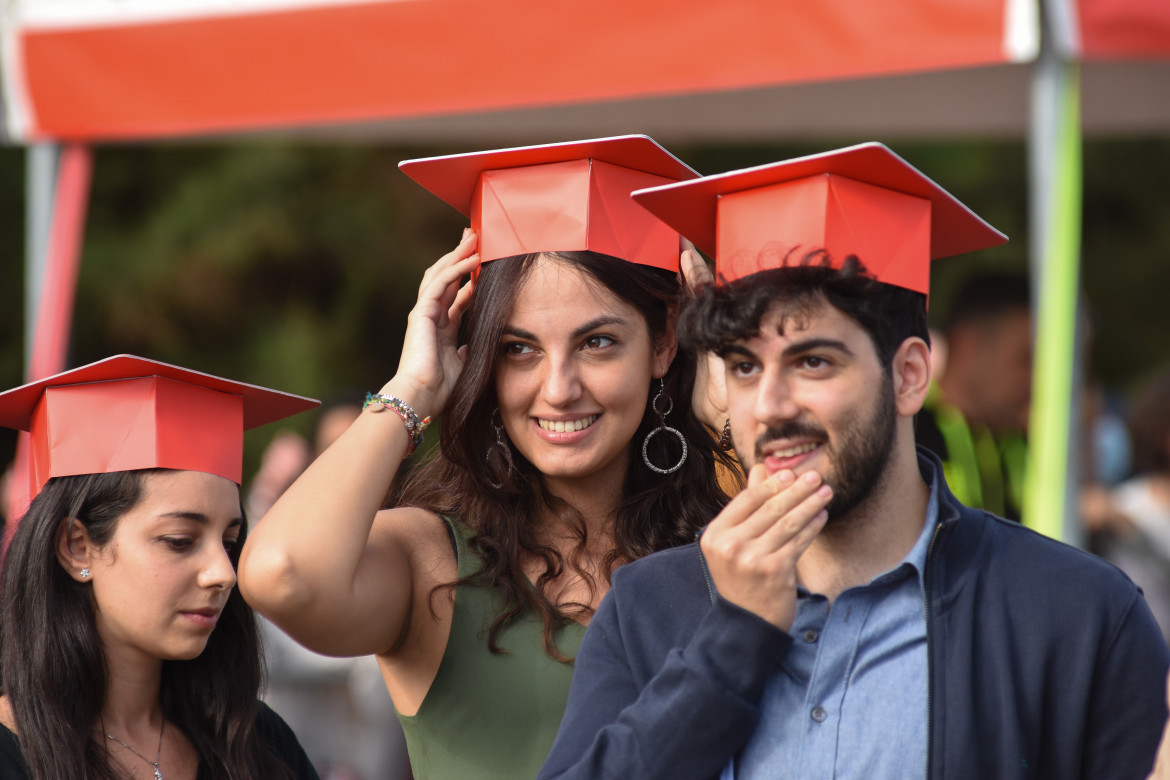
[0,469,297,780]
[397,251,738,661]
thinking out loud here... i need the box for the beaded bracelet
[363,393,432,456]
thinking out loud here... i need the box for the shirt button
[811,706,827,723]
[803,630,818,643]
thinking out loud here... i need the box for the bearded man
[538,144,1170,780]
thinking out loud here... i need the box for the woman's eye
[161,537,194,552]
[583,335,615,350]
[503,342,535,355]
[223,537,240,553]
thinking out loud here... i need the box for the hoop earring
[719,418,733,451]
[642,379,688,475]
[485,408,515,489]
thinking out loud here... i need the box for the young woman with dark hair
[0,357,319,780]
[238,138,736,779]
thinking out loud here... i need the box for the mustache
[753,421,827,460]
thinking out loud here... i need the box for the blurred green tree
[1,137,1168,482]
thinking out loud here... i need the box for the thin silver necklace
[99,719,165,780]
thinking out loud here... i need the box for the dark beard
[747,377,897,525]
[823,377,897,523]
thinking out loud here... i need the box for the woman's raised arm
[238,230,480,657]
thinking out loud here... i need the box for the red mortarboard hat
[0,355,320,499]
[399,135,699,272]
[630,142,1007,296]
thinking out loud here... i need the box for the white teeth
[772,442,818,458]
[538,415,598,432]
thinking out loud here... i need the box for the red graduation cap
[630,142,1007,296]
[0,355,319,499]
[399,135,699,271]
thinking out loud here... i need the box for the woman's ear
[892,336,932,418]
[652,317,680,380]
[55,517,96,583]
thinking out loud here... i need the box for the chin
[162,640,213,662]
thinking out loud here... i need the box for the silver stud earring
[80,568,90,580]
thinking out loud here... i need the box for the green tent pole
[1024,59,1082,541]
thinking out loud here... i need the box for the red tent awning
[2,0,1033,141]
[1077,0,1170,57]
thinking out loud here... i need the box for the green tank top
[396,517,586,779]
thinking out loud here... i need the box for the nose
[541,352,584,407]
[199,544,238,591]
[753,366,800,426]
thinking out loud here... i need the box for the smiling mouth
[537,415,599,433]
[766,442,819,459]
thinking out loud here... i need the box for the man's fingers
[707,466,793,530]
[758,484,832,552]
[733,470,828,539]
[778,508,830,560]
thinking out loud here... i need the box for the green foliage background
[2,138,1168,478]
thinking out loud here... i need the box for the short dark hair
[943,271,1030,335]
[679,249,929,374]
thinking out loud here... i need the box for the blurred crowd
[916,270,1170,642]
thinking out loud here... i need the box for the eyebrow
[782,337,855,359]
[501,315,630,343]
[722,344,757,360]
[723,337,854,361]
[160,511,244,528]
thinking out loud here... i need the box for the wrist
[363,393,431,457]
[379,377,438,421]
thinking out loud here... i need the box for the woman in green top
[239,137,735,778]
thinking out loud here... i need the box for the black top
[0,702,318,779]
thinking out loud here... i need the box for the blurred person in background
[915,272,1031,520]
[238,137,736,779]
[248,398,411,780]
[0,356,319,780]
[1089,365,1170,641]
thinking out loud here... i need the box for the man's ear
[55,517,97,583]
[652,317,680,380]
[892,337,932,418]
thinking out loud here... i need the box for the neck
[537,475,620,552]
[537,459,627,549]
[99,645,165,738]
[796,436,930,603]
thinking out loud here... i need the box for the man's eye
[728,361,757,378]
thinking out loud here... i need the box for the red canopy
[3,0,1033,141]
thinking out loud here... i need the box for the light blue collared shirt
[734,471,941,780]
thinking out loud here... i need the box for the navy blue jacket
[540,456,1170,780]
